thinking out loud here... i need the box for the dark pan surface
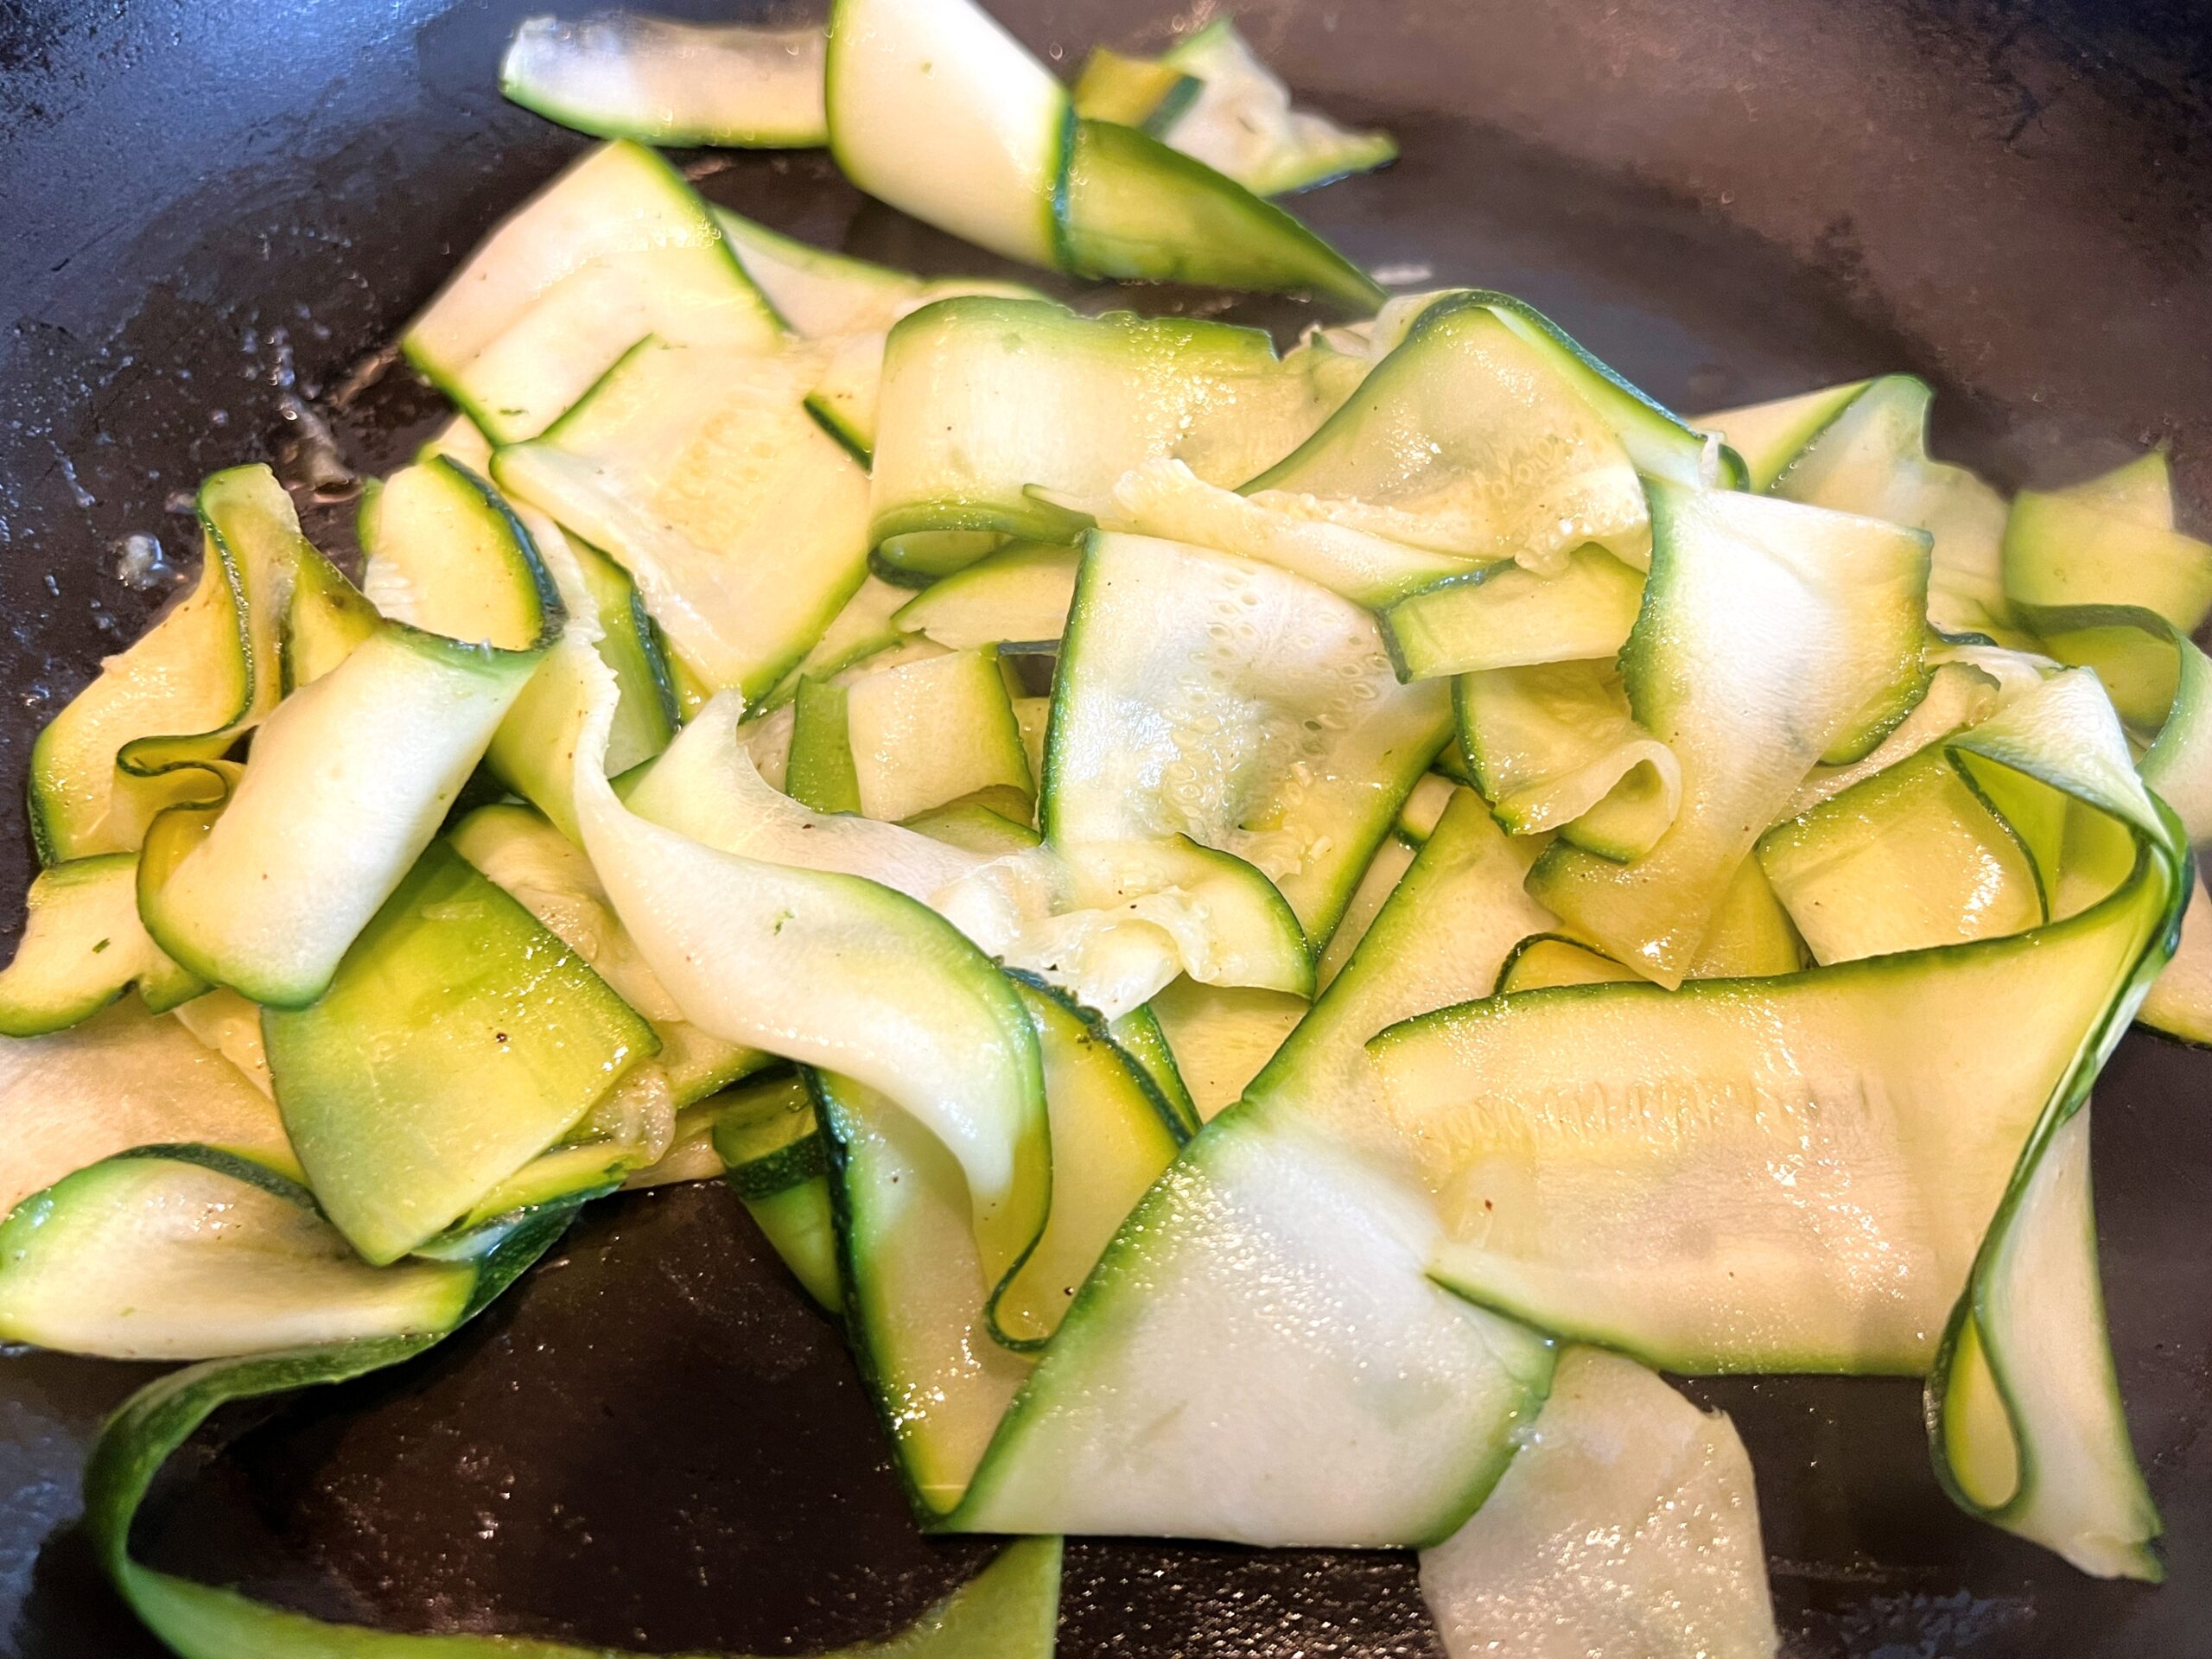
[3,1,2211,1654]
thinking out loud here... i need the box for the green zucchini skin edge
[435,455,571,651]
[1925,779,2189,1576]
[1248,289,1740,496]
[981,969,1181,1353]
[79,1188,1063,1654]
[79,1199,583,1652]
[1381,676,2188,1573]
[29,466,297,867]
[810,1065,970,1522]
[1001,966,1195,1151]
[1058,117,1382,310]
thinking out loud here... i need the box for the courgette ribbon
[80,1193,1061,1657]
[1923,667,2190,1580]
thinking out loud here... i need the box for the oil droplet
[114,532,178,590]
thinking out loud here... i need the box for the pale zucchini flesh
[500,16,829,148]
[1314,835,1418,993]
[826,0,1377,306]
[168,987,273,1096]
[0,854,203,1036]
[1092,457,1473,608]
[1370,863,2150,1373]
[1244,787,1555,1121]
[1045,530,1451,948]
[2136,873,2212,1045]
[0,1149,474,1361]
[893,542,1079,649]
[359,456,562,650]
[495,337,871,701]
[713,204,1046,339]
[138,619,546,1008]
[363,462,647,842]
[401,140,779,444]
[448,799,770,1109]
[281,541,384,696]
[1528,480,1932,987]
[950,795,1558,1546]
[1103,1001,1201,1135]
[843,645,1034,823]
[1056,830,1313,985]
[2031,602,2184,731]
[869,297,1354,553]
[1932,1107,2163,1580]
[817,1070,1036,1511]
[619,692,990,906]
[950,1113,1556,1546]
[29,466,301,863]
[934,833,1316,1020]
[1148,19,1397,197]
[1780,658,2003,821]
[489,521,680,837]
[629,708,1287,1040]
[1420,1347,1778,1659]
[1070,45,1199,130]
[804,327,886,464]
[990,976,1185,1350]
[1497,933,1640,992]
[1758,747,2044,965]
[1694,378,1868,493]
[2051,448,2175,527]
[1394,770,1459,846]
[0,1000,296,1220]
[1380,544,1644,681]
[1246,297,1652,573]
[742,1173,844,1312]
[2004,474,2212,634]
[1370,664,2183,1524]
[1454,659,1680,852]
[1770,374,2013,639]
[1072,22,1394,197]
[825,0,1071,269]
[2137,630,2212,1041]
[770,573,920,703]
[1146,976,1307,1122]
[569,654,1052,1297]
[1058,116,1382,308]
[1684,856,1805,979]
[2126,626,2211,828]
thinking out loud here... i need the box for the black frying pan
[3,1,2211,1654]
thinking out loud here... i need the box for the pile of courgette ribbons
[5,0,2209,1653]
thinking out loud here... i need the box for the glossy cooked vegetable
[2,7,2204,1655]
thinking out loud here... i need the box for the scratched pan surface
[3,1,2212,1654]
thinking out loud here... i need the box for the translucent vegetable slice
[1148,19,1396,196]
[501,15,829,147]
[569,652,1052,1301]
[1527,481,1931,987]
[1045,530,1451,948]
[29,466,302,862]
[402,140,780,444]
[1421,1349,1777,1659]
[0,1148,472,1360]
[495,337,870,700]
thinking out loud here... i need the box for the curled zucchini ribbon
[79,1193,1064,1657]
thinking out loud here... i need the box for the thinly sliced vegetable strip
[4,11,2209,1653]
